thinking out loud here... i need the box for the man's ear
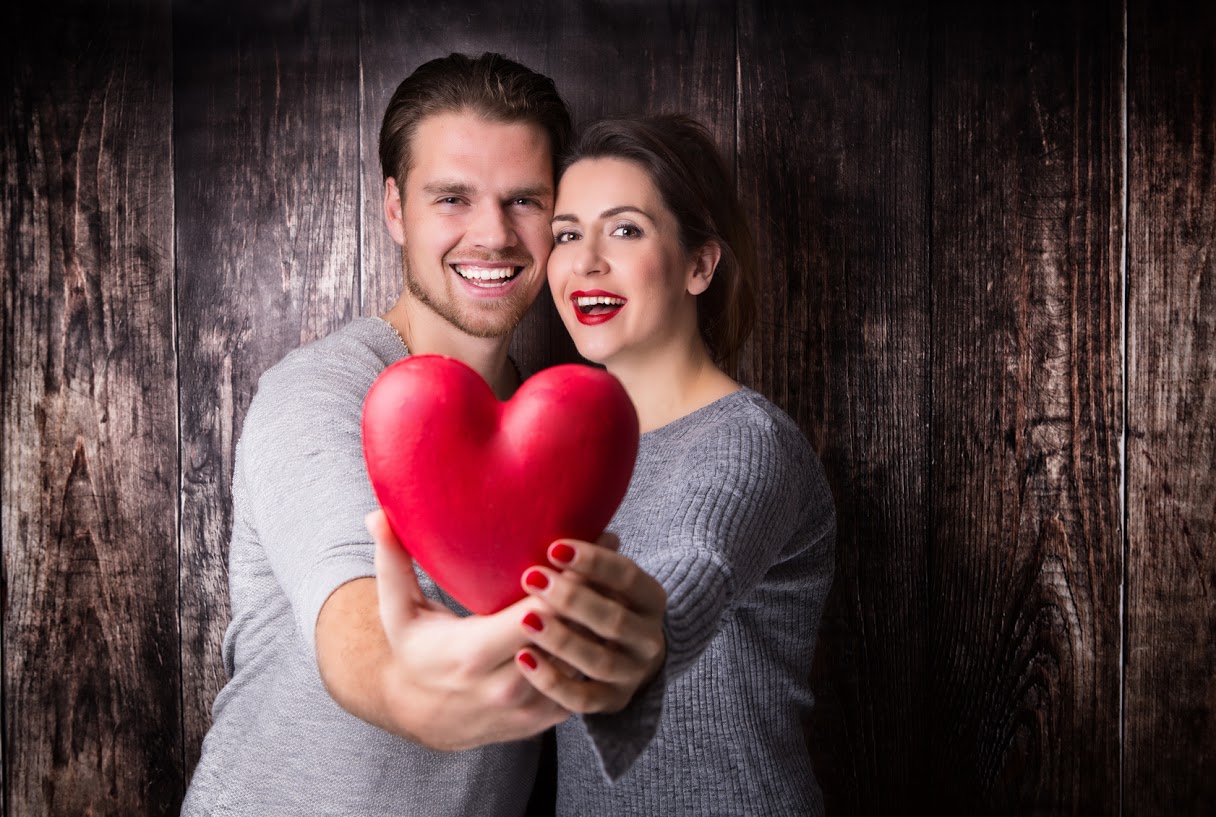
[384,177,405,246]
[687,240,722,296]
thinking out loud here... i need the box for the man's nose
[468,203,516,248]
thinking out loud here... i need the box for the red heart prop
[362,355,639,614]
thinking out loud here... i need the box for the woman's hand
[514,533,667,714]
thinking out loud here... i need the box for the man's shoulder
[240,318,399,439]
[257,317,396,400]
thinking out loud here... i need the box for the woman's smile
[571,289,628,324]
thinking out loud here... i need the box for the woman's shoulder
[673,388,811,457]
[654,389,826,492]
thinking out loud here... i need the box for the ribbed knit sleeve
[235,339,389,659]
[651,416,810,676]
[580,395,827,781]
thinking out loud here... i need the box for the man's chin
[439,300,529,339]
[404,278,529,339]
[457,312,526,340]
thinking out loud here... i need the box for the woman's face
[548,157,704,367]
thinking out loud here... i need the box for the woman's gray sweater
[557,388,836,816]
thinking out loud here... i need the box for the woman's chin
[570,338,617,368]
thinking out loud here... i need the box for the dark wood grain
[174,0,361,777]
[929,3,1123,813]
[737,2,933,813]
[1,2,181,815]
[358,0,735,376]
[1125,1,1216,812]
[3,2,1213,813]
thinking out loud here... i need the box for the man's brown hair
[379,52,572,187]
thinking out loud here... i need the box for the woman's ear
[686,240,722,296]
[384,177,405,246]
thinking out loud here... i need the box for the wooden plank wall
[2,1,181,815]
[2,1,1213,815]
[1125,1,1216,814]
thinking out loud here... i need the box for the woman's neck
[607,338,739,433]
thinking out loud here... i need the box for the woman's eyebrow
[551,205,652,224]
[600,205,651,220]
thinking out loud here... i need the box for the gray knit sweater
[183,318,549,816]
[557,389,836,816]
[182,317,833,815]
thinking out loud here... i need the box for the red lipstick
[570,289,627,326]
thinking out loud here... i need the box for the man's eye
[438,196,462,205]
[512,197,539,207]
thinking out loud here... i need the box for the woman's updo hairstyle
[559,115,757,373]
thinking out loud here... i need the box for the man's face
[387,110,555,338]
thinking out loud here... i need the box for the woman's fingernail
[525,569,550,590]
[522,612,544,632]
[518,651,538,671]
[549,542,576,565]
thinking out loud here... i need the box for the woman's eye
[554,230,580,244]
[611,224,642,238]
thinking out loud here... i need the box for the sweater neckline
[641,387,754,440]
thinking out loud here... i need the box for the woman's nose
[570,236,604,277]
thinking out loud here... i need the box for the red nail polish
[522,612,544,632]
[549,543,576,565]
[525,570,550,590]
[518,651,538,670]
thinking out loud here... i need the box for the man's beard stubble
[401,246,534,340]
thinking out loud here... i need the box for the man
[182,53,667,816]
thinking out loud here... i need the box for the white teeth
[574,296,626,307]
[454,265,519,281]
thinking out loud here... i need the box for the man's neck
[381,299,519,399]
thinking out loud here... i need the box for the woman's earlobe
[688,241,722,296]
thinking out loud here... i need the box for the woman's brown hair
[560,115,757,373]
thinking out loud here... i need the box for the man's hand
[513,534,667,714]
[314,510,569,751]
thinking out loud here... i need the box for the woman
[515,115,836,816]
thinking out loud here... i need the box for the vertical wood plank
[1126,1,1216,812]
[930,3,1123,813]
[359,0,736,376]
[1,2,181,815]
[175,0,361,776]
[737,2,933,812]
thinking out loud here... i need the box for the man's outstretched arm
[314,510,569,751]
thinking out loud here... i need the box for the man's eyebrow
[507,185,553,200]
[551,205,652,224]
[422,181,552,200]
[422,180,475,197]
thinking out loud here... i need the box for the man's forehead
[406,112,553,191]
